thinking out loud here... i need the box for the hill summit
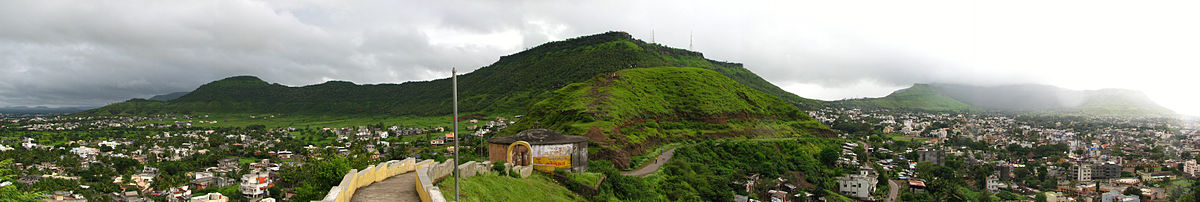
[83,31,818,116]
[502,67,832,167]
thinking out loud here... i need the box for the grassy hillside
[835,84,973,112]
[437,174,583,202]
[82,31,819,117]
[502,67,832,167]
[1058,89,1176,117]
[835,83,1176,117]
[147,92,189,101]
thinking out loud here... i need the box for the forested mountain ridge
[82,31,820,116]
[834,83,1175,117]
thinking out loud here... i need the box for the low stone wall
[415,160,497,202]
[314,158,416,202]
[505,163,534,178]
[316,158,496,202]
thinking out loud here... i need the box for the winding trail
[350,172,420,202]
[886,180,900,202]
[621,147,677,177]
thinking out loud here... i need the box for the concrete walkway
[886,180,900,202]
[350,172,421,202]
[621,147,677,177]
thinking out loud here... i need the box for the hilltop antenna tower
[689,31,693,50]
[452,67,460,202]
[651,29,655,44]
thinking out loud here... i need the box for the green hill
[835,83,1175,117]
[82,31,819,116]
[147,92,189,101]
[835,84,972,112]
[500,67,833,167]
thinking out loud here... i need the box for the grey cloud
[0,0,1042,107]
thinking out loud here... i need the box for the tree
[1123,186,1142,197]
[110,157,140,174]
[1042,177,1057,190]
[818,147,839,166]
[0,159,44,201]
[1035,192,1047,202]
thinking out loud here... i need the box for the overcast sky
[2,0,1199,115]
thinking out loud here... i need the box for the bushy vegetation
[0,159,44,201]
[585,138,849,201]
[83,31,819,117]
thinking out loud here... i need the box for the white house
[837,166,878,199]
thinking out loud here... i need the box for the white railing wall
[315,158,494,202]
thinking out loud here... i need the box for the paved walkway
[886,180,900,202]
[350,172,420,202]
[621,147,677,177]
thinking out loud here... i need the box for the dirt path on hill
[621,147,677,177]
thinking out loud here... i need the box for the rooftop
[487,129,588,145]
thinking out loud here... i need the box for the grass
[566,172,604,188]
[835,84,972,112]
[625,142,683,171]
[436,173,584,202]
[887,133,932,142]
[505,67,831,152]
[238,157,260,165]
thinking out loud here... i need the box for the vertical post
[452,67,460,201]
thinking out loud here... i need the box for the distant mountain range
[80,31,1174,118]
[81,31,818,116]
[78,31,834,167]
[834,83,1175,117]
[0,106,95,114]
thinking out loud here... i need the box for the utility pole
[452,67,460,202]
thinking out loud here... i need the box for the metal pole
[452,67,460,201]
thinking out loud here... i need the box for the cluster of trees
[0,159,43,201]
[581,139,848,201]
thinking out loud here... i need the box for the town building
[1068,163,1092,182]
[190,192,229,202]
[192,174,235,190]
[239,171,273,199]
[1101,189,1140,202]
[917,148,945,166]
[1093,162,1122,180]
[836,166,878,199]
[1183,160,1199,177]
[1044,191,1065,202]
[486,129,589,172]
[986,174,1001,193]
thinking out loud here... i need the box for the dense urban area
[1,108,1198,202]
[0,112,512,201]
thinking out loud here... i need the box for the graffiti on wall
[532,144,574,168]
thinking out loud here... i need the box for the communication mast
[689,31,694,50]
